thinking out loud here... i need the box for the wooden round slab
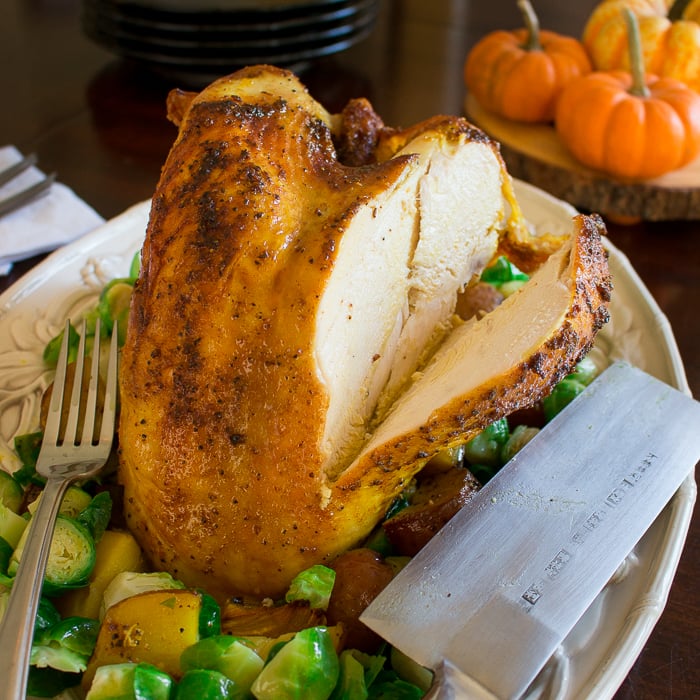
[464,94,700,222]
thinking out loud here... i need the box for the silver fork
[0,317,119,697]
[0,152,56,217]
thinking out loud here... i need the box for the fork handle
[0,474,71,697]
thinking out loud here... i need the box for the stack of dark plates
[82,0,380,83]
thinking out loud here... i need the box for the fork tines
[0,153,38,187]
[46,318,119,449]
[0,152,56,217]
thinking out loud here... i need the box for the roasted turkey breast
[118,65,611,599]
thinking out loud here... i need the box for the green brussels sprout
[285,564,336,610]
[198,591,222,638]
[9,515,96,594]
[181,636,263,698]
[0,502,27,549]
[85,663,135,699]
[543,378,586,422]
[330,649,387,700]
[329,650,367,700]
[363,527,394,557]
[0,536,13,575]
[480,256,529,290]
[390,647,433,692]
[27,666,81,698]
[500,425,540,465]
[365,673,424,699]
[542,358,600,422]
[133,662,175,700]
[31,617,99,673]
[0,470,23,513]
[96,278,134,346]
[11,431,43,487]
[76,490,112,542]
[34,597,61,635]
[463,418,510,468]
[43,322,80,368]
[250,626,339,700]
[86,662,174,700]
[177,669,237,700]
[27,485,92,519]
[568,356,598,386]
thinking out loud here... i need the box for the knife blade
[360,361,700,699]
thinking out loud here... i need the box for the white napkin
[0,145,105,275]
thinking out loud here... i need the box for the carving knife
[360,361,700,699]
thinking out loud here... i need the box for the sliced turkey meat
[118,65,611,599]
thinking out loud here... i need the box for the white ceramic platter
[0,181,695,699]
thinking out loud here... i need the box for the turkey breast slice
[338,212,612,490]
[318,130,510,477]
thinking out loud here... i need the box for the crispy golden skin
[119,66,611,599]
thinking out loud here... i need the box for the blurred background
[1,0,596,219]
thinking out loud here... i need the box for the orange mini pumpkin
[464,0,592,123]
[557,9,700,179]
[583,0,700,92]
[684,0,700,20]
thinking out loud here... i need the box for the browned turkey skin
[119,65,611,599]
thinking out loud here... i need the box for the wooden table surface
[1,1,698,697]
